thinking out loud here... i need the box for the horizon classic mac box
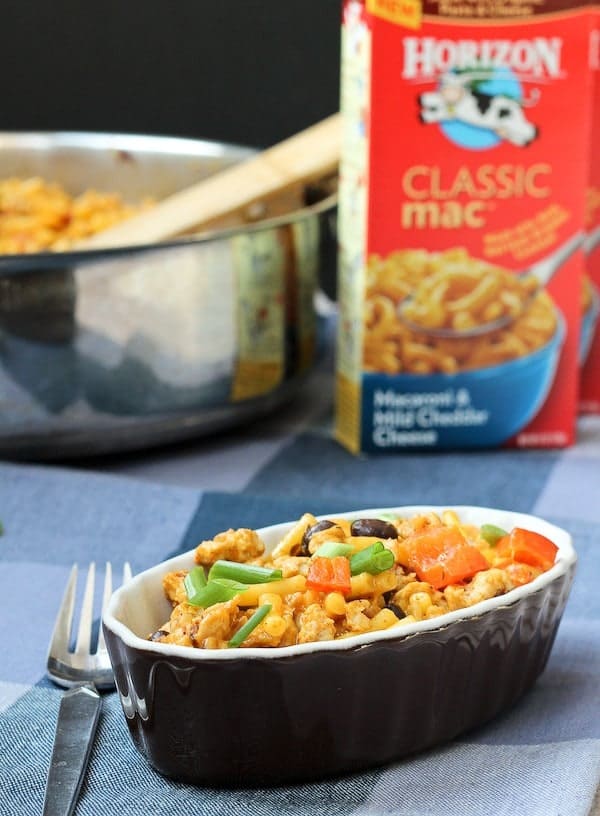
[335,0,594,452]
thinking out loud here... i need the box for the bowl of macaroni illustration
[361,249,565,449]
[362,314,564,449]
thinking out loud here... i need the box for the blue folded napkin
[1,444,599,816]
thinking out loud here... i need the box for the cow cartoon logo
[418,66,539,150]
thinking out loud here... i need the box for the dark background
[1,0,342,147]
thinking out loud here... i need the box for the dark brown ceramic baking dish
[103,505,576,787]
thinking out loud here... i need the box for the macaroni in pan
[0,177,153,253]
[364,248,557,374]
[152,510,559,650]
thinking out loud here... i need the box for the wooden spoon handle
[79,113,341,251]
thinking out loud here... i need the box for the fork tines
[46,562,132,690]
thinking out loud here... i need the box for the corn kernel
[324,592,346,618]
[262,614,287,639]
[369,608,399,631]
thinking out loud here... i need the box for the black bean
[149,629,169,642]
[385,603,406,620]
[350,518,398,539]
[298,519,336,556]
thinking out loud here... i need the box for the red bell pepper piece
[496,527,558,571]
[405,525,489,590]
[306,556,352,595]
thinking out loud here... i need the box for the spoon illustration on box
[398,231,585,339]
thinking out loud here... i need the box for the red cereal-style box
[335,0,594,453]
[581,4,600,414]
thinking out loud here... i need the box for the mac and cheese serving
[0,177,153,253]
[364,248,557,375]
[151,510,558,650]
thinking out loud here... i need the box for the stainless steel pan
[0,132,337,458]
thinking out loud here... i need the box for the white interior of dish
[104,505,576,660]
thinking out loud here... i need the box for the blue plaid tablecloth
[1,352,599,815]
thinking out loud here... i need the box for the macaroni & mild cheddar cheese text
[336,0,594,452]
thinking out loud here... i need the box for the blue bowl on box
[361,313,565,451]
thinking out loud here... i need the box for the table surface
[1,340,600,816]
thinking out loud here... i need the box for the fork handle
[43,683,102,816]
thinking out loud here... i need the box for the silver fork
[43,562,132,816]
